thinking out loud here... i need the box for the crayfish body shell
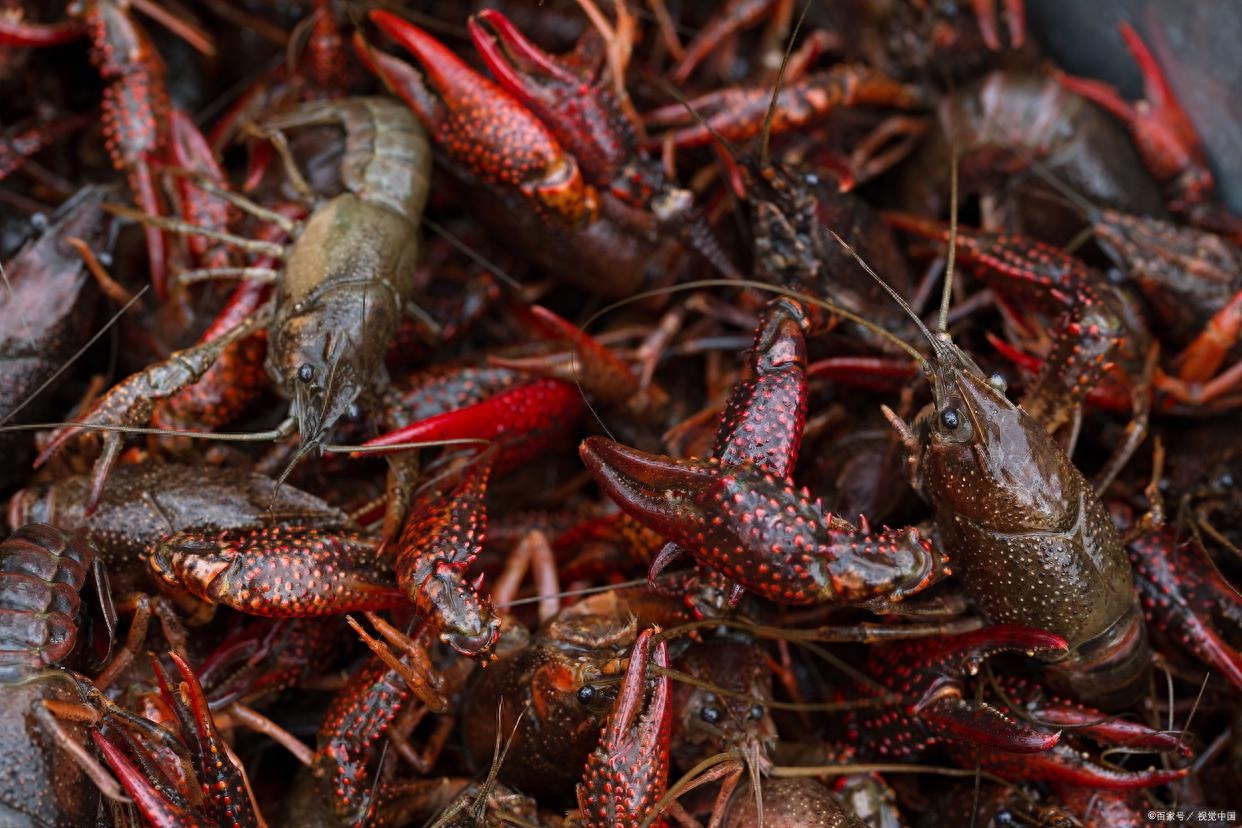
[894,334,1146,708]
[260,97,430,452]
[0,525,103,826]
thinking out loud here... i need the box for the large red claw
[92,730,203,825]
[395,454,500,656]
[366,10,598,226]
[855,626,1067,764]
[469,9,633,187]
[577,628,671,827]
[915,692,1060,753]
[580,437,943,606]
[363,376,584,473]
[970,743,1188,789]
[1130,528,1242,692]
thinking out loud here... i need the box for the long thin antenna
[0,286,150,427]
[581,278,930,370]
[823,230,942,361]
[759,0,812,169]
[937,151,958,333]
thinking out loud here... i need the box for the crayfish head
[276,327,366,456]
[905,334,1072,531]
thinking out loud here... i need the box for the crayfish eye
[749,704,765,720]
[297,363,315,384]
[699,704,723,725]
[940,407,961,430]
[576,685,597,704]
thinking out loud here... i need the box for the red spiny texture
[469,9,636,188]
[885,213,1131,431]
[313,659,411,825]
[368,375,585,473]
[87,1,171,298]
[650,299,809,612]
[396,454,500,655]
[849,628,1187,788]
[368,10,596,225]
[576,629,671,828]
[155,652,261,828]
[848,626,1066,759]
[148,527,403,617]
[581,437,940,606]
[1129,527,1242,691]
[712,299,809,476]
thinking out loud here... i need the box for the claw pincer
[582,298,944,608]
[849,626,1187,788]
[582,438,939,606]
[576,628,672,828]
[365,9,597,226]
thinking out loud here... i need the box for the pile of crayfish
[2,0,1242,825]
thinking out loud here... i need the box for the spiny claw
[966,742,1189,789]
[396,452,500,656]
[887,624,1070,682]
[854,626,1067,762]
[362,376,585,473]
[1130,528,1242,692]
[92,730,203,825]
[915,689,1060,753]
[580,436,945,606]
[148,528,405,617]
[469,9,635,188]
[153,652,262,826]
[577,628,671,827]
[364,10,598,225]
[995,675,1191,756]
